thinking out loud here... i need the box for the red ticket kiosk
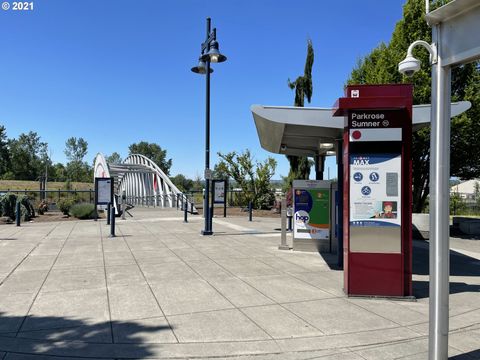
[333,84,413,297]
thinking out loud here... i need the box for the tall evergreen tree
[286,40,315,184]
[64,137,91,182]
[348,0,480,212]
[0,126,10,177]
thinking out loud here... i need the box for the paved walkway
[0,208,478,359]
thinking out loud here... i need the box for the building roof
[451,179,480,195]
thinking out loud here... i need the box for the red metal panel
[344,84,414,98]
[333,97,409,117]
[402,105,413,297]
[349,253,404,296]
[343,129,350,294]
[334,84,413,298]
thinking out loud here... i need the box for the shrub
[1,171,15,180]
[70,203,96,219]
[18,203,30,222]
[0,193,17,219]
[255,191,276,210]
[38,200,49,215]
[0,193,35,221]
[17,195,35,220]
[58,198,75,216]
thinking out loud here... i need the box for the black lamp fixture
[201,40,227,63]
[191,17,227,236]
[191,57,214,74]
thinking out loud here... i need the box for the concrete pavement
[0,208,478,359]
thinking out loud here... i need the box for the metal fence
[451,201,480,216]
[184,190,255,209]
[0,188,267,213]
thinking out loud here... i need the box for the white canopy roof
[251,101,471,156]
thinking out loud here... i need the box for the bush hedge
[0,193,35,221]
[0,193,16,219]
[57,198,75,216]
[17,195,35,219]
[70,203,96,219]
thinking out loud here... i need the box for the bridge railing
[123,192,198,213]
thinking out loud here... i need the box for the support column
[429,24,451,360]
[336,140,344,268]
[315,155,325,180]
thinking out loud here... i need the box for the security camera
[280,144,287,151]
[398,55,421,77]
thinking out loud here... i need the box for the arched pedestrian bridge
[94,153,195,211]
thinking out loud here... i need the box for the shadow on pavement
[449,349,480,359]
[412,280,480,299]
[412,240,480,299]
[413,241,480,277]
[0,313,173,358]
[318,252,343,271]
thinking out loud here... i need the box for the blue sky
[0,0,407,180]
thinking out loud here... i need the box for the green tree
[0,126,11,177]
[171,174,194,193]
[450,64,480,180]
[51,163,67,182]
[286,39,315,185]
[128,141,172,175]
[8,132,47,180]
[474,181,480,207]
[348,0,480,212]
[216,150,277,209]
[450,192,466,215]
[64,137,91,182]
[213,162,229,180]
[191,174,204,192]
[65,137,88,163]
[106,152,122,164]
[40,147,54,182]
[65,162,92,182]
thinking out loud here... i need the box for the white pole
[429,23,451,360]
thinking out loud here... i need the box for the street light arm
[407,40,438,64]
[201,29,218,54]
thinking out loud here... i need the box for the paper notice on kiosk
[349,154,401,227]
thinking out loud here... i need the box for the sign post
[212,179,227,218]
[279,197,289,250]
[95,177,114,222]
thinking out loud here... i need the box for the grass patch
[0,180,93,191]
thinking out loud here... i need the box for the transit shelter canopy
[251,101,470,157]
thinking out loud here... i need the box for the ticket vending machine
[292,180,333,252]
[333,84,413,297]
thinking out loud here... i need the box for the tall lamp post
[191,17,227,235]
[399,0,480,355]
[399,40,447,360]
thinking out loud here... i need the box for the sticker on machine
[293,188,330,239]
[349,154,401,227]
